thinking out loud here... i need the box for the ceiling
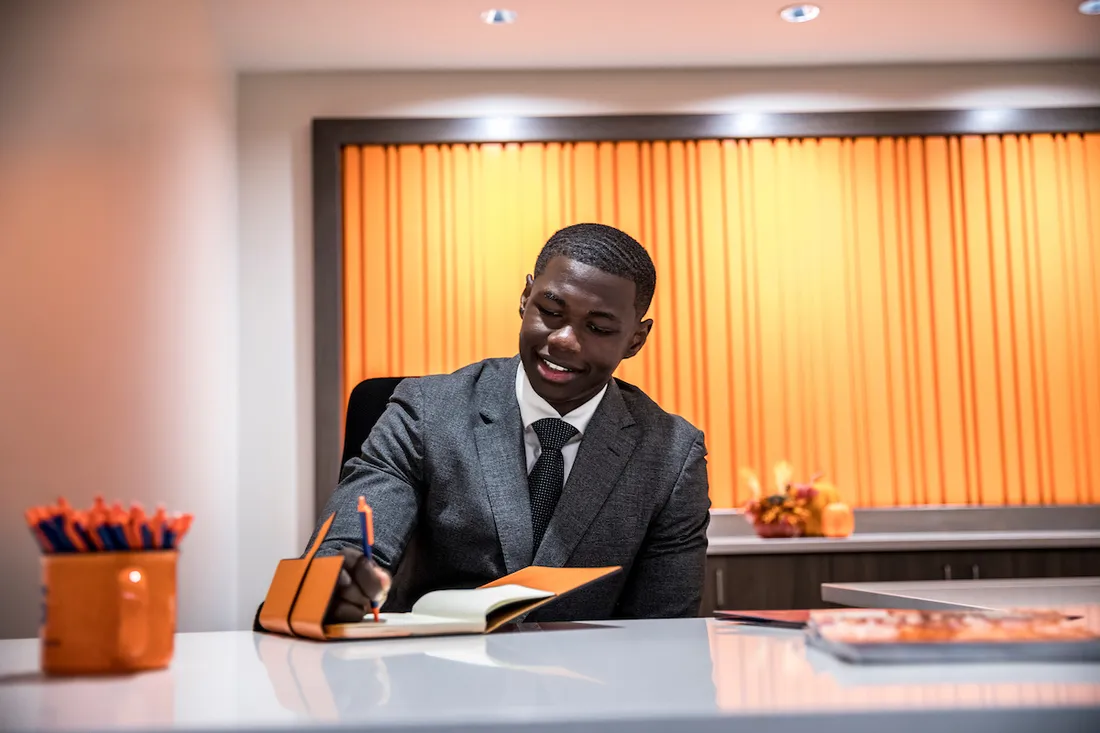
[210,0,1100,72]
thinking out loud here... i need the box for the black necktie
[528,417,579,551]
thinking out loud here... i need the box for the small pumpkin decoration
[821,502,855,538]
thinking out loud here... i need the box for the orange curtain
[341,134,1100,509]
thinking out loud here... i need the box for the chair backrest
[338,376,425,610]
[340,376,408,474]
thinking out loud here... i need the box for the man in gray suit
[315,223,711,622]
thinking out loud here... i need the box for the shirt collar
[514,359,608,436]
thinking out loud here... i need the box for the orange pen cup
[40,550,177,675]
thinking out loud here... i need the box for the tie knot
[531,418,579,452]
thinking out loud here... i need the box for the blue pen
[72,519,96,551]
[40,517,72,553]
[26,510,54,553]
[97,525,116,551]
[49,515,79,552]
[107,505,130,550]
[357,496,380,622]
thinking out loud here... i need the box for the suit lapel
[475,357,534,574]
[534,380,637,567]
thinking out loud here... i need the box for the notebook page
[324,612,484,639]
[411,584,554,624]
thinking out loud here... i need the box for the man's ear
[623,318,653,359]
[519,274,534,315]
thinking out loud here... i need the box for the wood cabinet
[700,548,1100,615]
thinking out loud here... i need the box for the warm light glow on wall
[341,133,1100,509]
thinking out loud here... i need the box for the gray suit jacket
[309,356,711,620]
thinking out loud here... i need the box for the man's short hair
[533,223,657,318]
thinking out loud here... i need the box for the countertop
[707,529,1100,555]
[2,620,1098,733]
[822,576,1100,612]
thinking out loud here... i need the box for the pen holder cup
[40,550,177,675]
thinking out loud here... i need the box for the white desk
[822,576,1100,611]
[1,619,1098,733]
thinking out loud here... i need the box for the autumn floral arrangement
[740,461,853,539]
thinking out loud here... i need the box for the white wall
[0,0,238,638]
[236,62,1100,622]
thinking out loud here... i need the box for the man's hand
[326,546,392,623]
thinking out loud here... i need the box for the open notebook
[320,566,620,639]
[259,517,622,642]
[325,583,555,639]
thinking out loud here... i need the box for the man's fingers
[339,545,391,603]
[336,567,371,607]
[351,559,391,603]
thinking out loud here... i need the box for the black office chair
[338,375,427,611]
[339,376,409,475]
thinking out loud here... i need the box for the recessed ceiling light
[481,9,517,24]
[779,4,821,23]
[1079,0,1100,15]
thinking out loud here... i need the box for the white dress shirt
[514,361,607,484]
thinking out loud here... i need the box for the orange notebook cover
[258,512,621,641]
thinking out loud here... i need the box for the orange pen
[172,513,193,547]
[150,506,167,549]
[25,508,54,552]
[128,503,147,549]
[106,502,128,550]
[44,505,80,553]
[86,504,106,549]
[56,499,88,552]
[80,510,105,551]
[38,504,71,553]
[39,506,66,550]
[357,496,380,622]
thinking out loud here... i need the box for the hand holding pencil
[326,496,391,624]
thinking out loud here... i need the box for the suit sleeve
[614,431,711,618]
[306,378,426,574]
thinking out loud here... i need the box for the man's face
[518,256,652,416]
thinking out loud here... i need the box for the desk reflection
[253,615,1100,725]
[707,620,1100,712]
[252,621,718,721]
[0,662,175,731]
